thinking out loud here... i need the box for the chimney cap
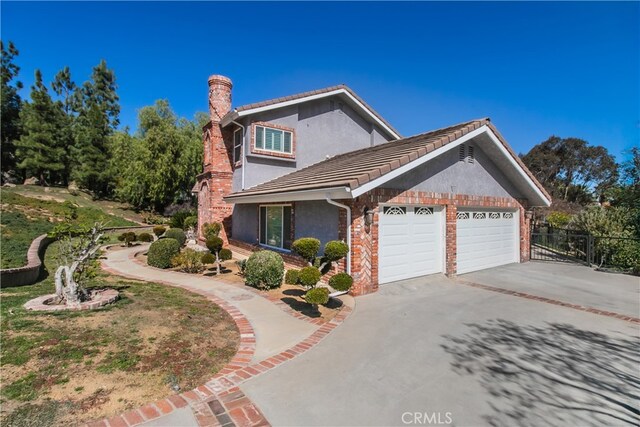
[208,74,233,87]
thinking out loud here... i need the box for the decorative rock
[24,288,119,312]
[23,176,39,185]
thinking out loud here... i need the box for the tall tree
[51,66,77,185]
[111,100,204,212]
[15,70,67,184]
[1,41,23,177]
[522,136,618,204]
[71,60,120,197]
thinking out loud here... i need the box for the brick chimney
[197,75,234,244]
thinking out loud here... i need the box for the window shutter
[283,132,292,153]
[256,126,264,149]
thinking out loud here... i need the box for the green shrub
[285,269,300,285]
[171,248,205,273]
[304,287,329,306]
[219,248,233,261]
[328,272,353,292]
[205,236,223,253]
[323,240,349,262]
[147,238,181,269]
[117,231,137,247]
[153,226,166,237]
[236,259,247,275]
[201,252,216,264]
[138,232,153,242]
[183,215,198,230]
[292,238,321,263]
[169,210,195,229]
[164,228,186,246]
[298,266,321,288]
[203,222,222,240]
[546,211,572,229]
[245,250,284,290]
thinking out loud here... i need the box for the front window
[259,205,292,250]
[233,128,242,164]
[255,125,293,154]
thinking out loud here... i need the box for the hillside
[0,186,142,269]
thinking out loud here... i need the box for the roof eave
[224,186,353,204]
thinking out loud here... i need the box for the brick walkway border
[91,247,354,427]
[457,279,640,324]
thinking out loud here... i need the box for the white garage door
[379,206,443,284]
[456,209,519,274]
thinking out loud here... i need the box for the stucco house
[194,75,551,296]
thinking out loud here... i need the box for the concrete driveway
[461,261,640,318]
[242,271,640,426]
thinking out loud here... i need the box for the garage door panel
[457,209,518,274]
[379,206,443,284]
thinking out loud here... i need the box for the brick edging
[93,247,354,427]
[457,279,640,324]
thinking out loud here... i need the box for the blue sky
[2,1,638,160]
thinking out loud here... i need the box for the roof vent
[459,145,466,162]
[468,146,475,164]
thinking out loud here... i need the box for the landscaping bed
[0,242,240,427]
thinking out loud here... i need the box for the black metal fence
[531,228,640,272]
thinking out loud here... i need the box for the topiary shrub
[284,269,299,285]
[183,215,198,230]
[328,272,353,292]
[203,222,222,240]
[245,250,284,290]
[117,231,137,247]
[324,240,349,262]
[171,248,204,273]
[147,238,181,269]
[164,228,186,246]
[201,252,216,264]
[304,287,329,306]
[138,232,153,242]
[153,225,166,238]
[292,238,321,264]
[298,266,321,288]
[219,248,233,261]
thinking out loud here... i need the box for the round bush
[153,225,166,237]
[206,236,223,253]
[164,228,186,246]
[201,252,216,264]
[219,248,233,261]
[183,215,198,230]
[244,250,284,290]
[284,269,299,285]
[147,238,181,269]
[292,238,320,262]
[138,232,153,242]
[304,287,329,306]
[328,272,353,292]
[298,266,321,288]
[324,240,349,262]
[118,231,137,246]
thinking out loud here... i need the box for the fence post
[587,235,594,266]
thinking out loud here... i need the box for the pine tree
[71,60,120,197]
[15,70,66,184]
[52,66,77,185]
[1,41,23,178]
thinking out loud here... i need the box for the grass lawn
[0,189,140,269]
[0,242,240,426]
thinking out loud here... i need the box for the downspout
[231,120,246,190]
[325,195,351,276]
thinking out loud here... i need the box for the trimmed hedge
[298,266,321,288]
[201,252,216,264]
[329,272,353,292]
[147,238,181,269]
[304,287,329,306]
[245,250,284,290]
[138,232,153,242]
[324,240,349,262]
[219,248,233,261]
[164,228,186,246]
[292,238,320,263]
[153,226,166,237]
[206,236,223,253]
[284,269,299,285]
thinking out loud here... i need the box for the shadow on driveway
[442,319,640,426]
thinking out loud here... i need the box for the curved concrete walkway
[101,244,317,363]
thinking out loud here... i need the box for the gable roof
[220,84,402,139]
[224,118,552,207]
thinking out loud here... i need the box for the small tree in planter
[290,237,352,307]
[204,222,232,275]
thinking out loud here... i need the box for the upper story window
[233,128,243,165]
[255,125,293,154]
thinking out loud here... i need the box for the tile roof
[225,118,551,202]
[224,84,401,138]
